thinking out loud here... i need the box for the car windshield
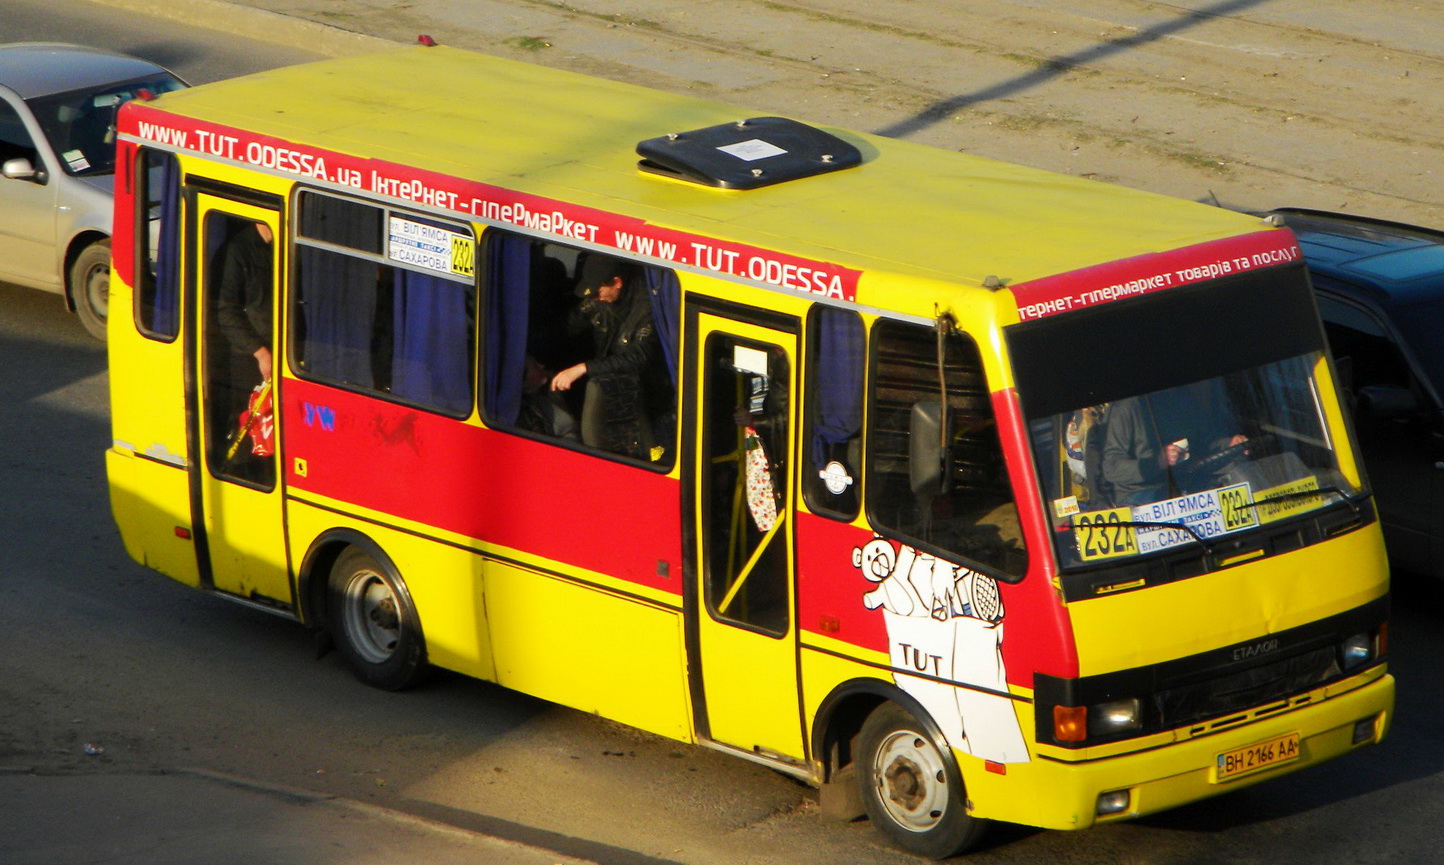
[1007,264,1366,573]
[1390,294,1444,399]
[26,73,185,177]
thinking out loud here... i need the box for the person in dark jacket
[216,221,274,381]
[550,254,658,456]
[211,219,275,482]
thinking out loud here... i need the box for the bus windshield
[1008,264,1367,572]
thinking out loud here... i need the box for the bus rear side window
[866,320,1026,577]
[136,147,180,340]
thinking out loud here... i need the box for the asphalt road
[3,2,1444,864]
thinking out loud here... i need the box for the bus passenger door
[190,194,292,607]
[685,306,805,762]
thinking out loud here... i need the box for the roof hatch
[636,116,861,190]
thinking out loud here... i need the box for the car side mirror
[1357,384,1419,420]
[909,400,948,495]
[2,157,47,184]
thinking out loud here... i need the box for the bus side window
[136,147,181,340]
[292,190,475,417]
[803,306,864,518]
[481,230,679,467]
[866,319,1026,578]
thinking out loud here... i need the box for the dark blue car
[1273,208,1444,579]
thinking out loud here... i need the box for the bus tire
[327,546,427,691]
[857,702,986,859]
[69,239,110,341]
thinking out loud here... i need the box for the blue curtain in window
[811,308,865,468]
[484,234,531,425]
[392,269,472,415]
[150,154,180,337]
[642,267,680,385]
[297,247,377,388]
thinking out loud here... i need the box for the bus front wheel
[857,702,986,859]
[327,547,427,691]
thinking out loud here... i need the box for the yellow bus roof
[142,44,1269,293]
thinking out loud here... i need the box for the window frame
[476,227,681,471]
[802,305,865,521]
[288,187,478,419]
[133,146,182,342]
[863,317,1028,581]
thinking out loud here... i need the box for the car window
[26,73,186,176]
[1315,292,1413,392]
[0,98,38,166]
[1387,296,1444,402]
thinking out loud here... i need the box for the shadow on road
[875,0,1275,139]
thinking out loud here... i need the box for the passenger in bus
[550,254,659,457]
[1064,403,1111,506]
[518,355,579,441]
[216,220,275,381]
[1101,382,1248,505]
[213,219,275,483]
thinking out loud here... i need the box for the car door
[0,92,59,289]
[1316,285,1444,578]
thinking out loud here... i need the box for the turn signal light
[1054,705,1087,742]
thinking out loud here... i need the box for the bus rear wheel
[327,547,427,691]
[857,702,986,859]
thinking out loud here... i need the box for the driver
[1101,381,1248,506]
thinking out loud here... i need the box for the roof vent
[637,116,861,190]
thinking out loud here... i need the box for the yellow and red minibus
[106,43,1392,857]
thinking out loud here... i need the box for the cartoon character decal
[853,536,1029,763]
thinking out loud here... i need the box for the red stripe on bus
[281,379,682,596]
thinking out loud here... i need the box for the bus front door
[190,194,292,608]
[687,306,805,762]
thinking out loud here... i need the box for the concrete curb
[86,0,397,56]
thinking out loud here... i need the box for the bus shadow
[874,0,1277,140]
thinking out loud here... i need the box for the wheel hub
[345,572,401,662]
[874,730,950,832]
[884,755,927,810]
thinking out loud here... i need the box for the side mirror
[909,400,948,495]
[1357,384,1419,420]
[2,157,47,184]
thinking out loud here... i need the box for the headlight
[1340,632,1374,670]
[1053,698,1145,744]
[1088,698,1143,736]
